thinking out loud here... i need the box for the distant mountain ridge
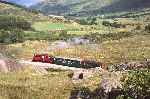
[0,1,48,22]
[30,0,118,16]
[30,0,150,17]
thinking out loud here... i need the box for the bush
[77,19,89,25]
[120,69,150,99]
[88,17,97,25]
[77,17,97,25]
[84,32,133,43]
[0,29,25,44]
[145,24,150,32]
[102,21,125,28]
[0,15,31,30]
[58,30,69,40]
[102,21,111,26]
[135,25,142,30]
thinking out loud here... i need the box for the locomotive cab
[32,54,54,64]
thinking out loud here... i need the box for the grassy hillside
[30,0,150,17]
[0,1,48,22]
[0,1,82,43]
[30,0,119,16]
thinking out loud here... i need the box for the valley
[0,0,150,99]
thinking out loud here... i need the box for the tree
[145,24,150,32]
[0,29,25,44]
[89,17,97,25]
[0,15,31,30]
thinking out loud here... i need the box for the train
[32,54,107,69]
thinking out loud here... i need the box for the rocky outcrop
[110,59,150,71]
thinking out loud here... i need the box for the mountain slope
[30,0,119,16]
[30,0,150,17]
[0,1,48,21]
[92,0,150,14]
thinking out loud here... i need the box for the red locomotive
[32,54,54,63]
[32,54,107,69]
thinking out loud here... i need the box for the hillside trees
[102,20,125,28]
[0,29,25,43]
[0,15,31,43]
[77,17,97,25]
[0,15,31,30]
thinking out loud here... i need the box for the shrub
[84,32,133,43]
[135,25,142,30]
[0,15,31,30]
[77,19,89,25]
[102,21,110,26]
[88,17,97,25]
[145,24,150,32]
[58,30,68,40]
[102,21,125,28]
[0,29,25,44]
[77,17,97,25]
[120,69,150,99]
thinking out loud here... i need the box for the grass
[32,22,66,31]
[0,70,101,99]
[24,31,54,40]
[49,35,150,64]
[67,30,90,35]
[32,22,80,32]
[0,71,73,99]
[4,33,150,65]
[27,18,137,40]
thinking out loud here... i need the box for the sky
[6,0,44,6]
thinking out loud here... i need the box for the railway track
[19,60,101,80]
[19,60,93,71]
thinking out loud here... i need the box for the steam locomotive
[32,54,106,69]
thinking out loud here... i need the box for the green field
[32,22,80,31]
[32,22,66,31]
